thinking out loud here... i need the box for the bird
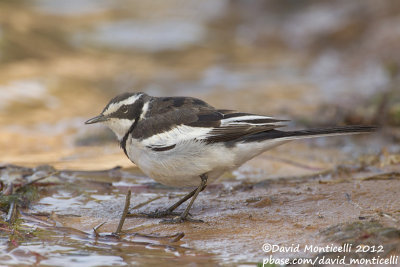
[85,92,376,223]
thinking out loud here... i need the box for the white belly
[126,137,235,186]
[126,136,289,187]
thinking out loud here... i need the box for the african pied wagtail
[85,92,376,223]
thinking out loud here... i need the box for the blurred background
[0,0,399,169]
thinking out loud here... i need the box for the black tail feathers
[241,125,377,143]
[284,125,378,138]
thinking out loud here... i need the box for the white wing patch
[142,125,212,147]
[221,115,281,126]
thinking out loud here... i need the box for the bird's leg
[165,182,207,213]
[161,174,208,224]
[128,179,207,218]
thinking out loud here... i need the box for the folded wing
[142,105,287,150]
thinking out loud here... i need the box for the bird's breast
[125,137,236,187]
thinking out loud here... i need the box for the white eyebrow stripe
[120,94,143,106]
[103,94,143,115]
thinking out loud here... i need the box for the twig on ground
[17,171,59,192]
[93,222,106,237]
[3,183,14,196]
[379,212,399,223]
[6,200,17,224]
[169,232,185,243]
[360,172,400,181]
[127,195,163,215]
[114,190,131,235]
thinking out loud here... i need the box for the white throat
[104,118,134,141]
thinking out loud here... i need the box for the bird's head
[85,92,147,140]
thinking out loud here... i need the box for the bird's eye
[120,106,128,113]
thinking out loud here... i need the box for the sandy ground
[1,141,398,265]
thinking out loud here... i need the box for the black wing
[132,97,287,146]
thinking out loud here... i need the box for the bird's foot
[160,215,204,224]
[128,209,181,218]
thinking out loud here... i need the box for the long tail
[241,125,377,143]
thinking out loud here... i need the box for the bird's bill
[85,114,108,124]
